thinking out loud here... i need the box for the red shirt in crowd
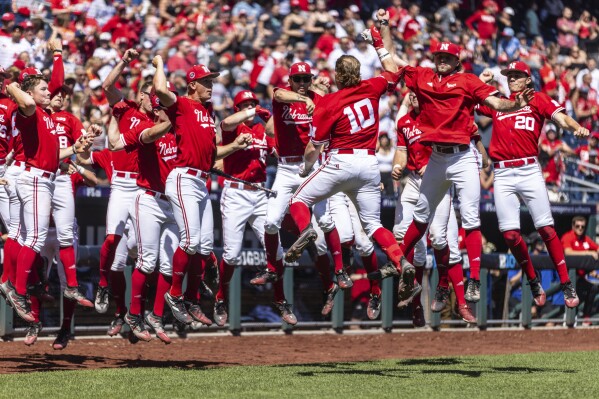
[561,230,598,252]
[272,87,322,157]
[314,33,338,57]
[477,91,564,161]
[576,144,599,174]
[221,121,274,184]
[165,96,216,171]
[312,73,400,151]
[540,137,565,185]
[399,17,421,41]
[465,11,497,40]
[15,106,59,172]
[396,110,431,171]
[402,66,497,145]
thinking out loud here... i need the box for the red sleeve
[121,120,154,151]
[48,53,64,97]
[90,149,111,172]
[111,100,130,121]
[70,114,85,141]
[475,103,494,118]
[560,231,575,250]
[101,17,117,33]
[165,96,183,125]
[465,11,480,31]
[401,66,420,92]
[466,75,499,104]
[535,92,565,121]
[587,238,599,251]
[311,101,333,145]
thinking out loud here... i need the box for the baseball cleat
[94,286,110,314]
[275,300,297,325]
[431,286,450,313]
[64,286,94,308]
[0,280,14,307]
[321,283,339,316]
[367,294,381,320]
[7,290,35,322]
[528,277,546,307]
[107,313,126,336]
[144,312,171,344]
[464,279,481,302]
[52,328,71,350]
[199,280,214,300]
[561,282,580,308]
[412,304,426,327]
[124,312,152,342]
[250,270,279,285]
[456,303,477,324]
[335,269,353,289]
[284,224,317,262]
[164,292,192,324]
[185,300,213,326]
[367,261,399,280]
[204,255,220,289]
[24,322,42,346]
[397,264,421,308]
[213,300,228,327]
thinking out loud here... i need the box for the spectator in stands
[434,0,461,40]
[341,5,365,39]
[497,27,520,61]
[576,58,599,93]
[305,0,333,45]
[576,131,599,178]
[525,2,541,40]
[557,7,579,54]
[572,76,599,131]
[282,0,306,48]
[166,40,195,74]
[465,0,498,42]
[92,32,118,81]
[577,10,598,53]
[0,24,30,68]
[348,34,377,80]
[0,12,14,37]
[540,123,575,190]
[561,215,599,324]
[327,35,352,71]
[398,3,424,44]
[496,6,514,35]
[315,22,338,59]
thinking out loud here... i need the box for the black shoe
[275,300,297,325]
[367,261,400,280]
[164,292,192,324]
[431,286,450,313]
[124,312,152,342]
[199,280,214,300]
[528,277,546,307]
[335,269,353,289]
[107,314,125,336]
[214,300,228,327]
[397,264,421,308]
[53,328,71,350]
[465,279,481,302]
[367,294,381,320]
[561,281,580,308]
[284,224,317,262]
[321,283,340,316]
[250,270,279,285]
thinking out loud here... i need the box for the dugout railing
[2,250,599,339]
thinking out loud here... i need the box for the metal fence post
[476,268,488,330]
[565,269,577,327]
[430,267,441,330]
[228,267,242,334]
[282,266,294,333]
[331,285,344,333]
[381,276,393,332]
[521,275,532,328]
[0,297,13,338]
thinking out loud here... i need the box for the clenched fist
[255,105,272,121]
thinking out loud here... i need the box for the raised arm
[103,49,139,106]
[6,82,36,116]
[483,88,534,112]
[362,11,403,71]
[152,55,176,108]
[47,39,64,96]
[553,111,590,138]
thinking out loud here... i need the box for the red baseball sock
[129,268,147,316]
[413,266,424,306]
[154,273,172,317]
[362,251,381,296]
[273,280,286,302]
[216,259,235,301]
[399,221,429,257]
[7,240,21,285]
[372,227,404,270]
[503,230,536,280]
[170,248,191,297]
[1,238,15,283]
[406,247,415,265]
[15,246,39,295]
[434,246,450,289]
[265,232,280,273]
[324,228,344,272]
[275,259,284,276]
[289,202,311,232]
[184,254,203,302]
[538,225,570,284]
[315,254,333,290]
[464,228,482,280]
[448,262,466,305]
[61,296,76,330]
[110,271,127,315]
[99,234,121,288]
[59,246,78,287]
[204,251,217,277]
[282,213,300,236]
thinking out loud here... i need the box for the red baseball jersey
[165,96,216,171]
[121,121,177,193]
[15,106,59,172]
[111,100,146,172]
[272,87,322,157]
[312,73,399,150]
[403,66,497,145]
[89,149,114,181]
[477,92,564,161]
[0,96,16,160]
[221,122,274,183]
[396,110,432,171]
[52,110,85,149]
[561,230,599,252]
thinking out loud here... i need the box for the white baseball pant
[106,175,138,236]
[220,183,284,265]
[493,161,554,231]
[42,223,79,291]
[51,174,75,247]
[111,219,137,272]
[16,170,55,252]
[0,164,9,231]
[130,190,178,276]
[348,199,374,257]
[4,162,26,242]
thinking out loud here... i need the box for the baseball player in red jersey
[152,55,252,325]
[369,14,534,304]
[392,93,476,324]
[4,75,95,323]
[108,93,177,343]
[0,40,65,304]
[0,69,13,235]
[213,90,296,326]
[477,61,589,308]
[96,48,147,314]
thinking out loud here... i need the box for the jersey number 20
[343,99,375,134]
[514,116,535,131]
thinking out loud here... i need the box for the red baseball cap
[166,81,178,93]
[20,21,34,30]
[150,93,162,108]
[289,62,313,77]
[233,90,258,110]
[591,132,599,140]
[186,64,219,84]
[432,42,461,58]
[1,13,14,22]
[18,67,43,83]
[17,7,30,17]
[500,61,531,77]
[290,0,301,7]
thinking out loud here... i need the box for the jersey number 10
[514,115,535,131]
[343,99,375,134]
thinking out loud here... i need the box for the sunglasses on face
[575,224,586,229]
[291,76,312,83]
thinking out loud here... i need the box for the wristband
[76,164,85,174]
[376,48,391,62]
[71,144,77,154]
[245,108,256,118]
[121,58,130,64]
[393,164,402,171]
[53,49,63,53]
[380,19,389,26]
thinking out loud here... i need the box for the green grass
[1,351,597,399]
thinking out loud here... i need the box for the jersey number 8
[343,99,375,134]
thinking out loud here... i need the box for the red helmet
[233,90,258,111]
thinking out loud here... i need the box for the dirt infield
[1,328,598,374]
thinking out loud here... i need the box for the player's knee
[158,263,173,277]
[537,225,556,241]
[264,221,280,235]
[138,258,158,275]
[110,255,127,272]
[502,230,522,247]
[430,236,448,250]
[179,243,197,255]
